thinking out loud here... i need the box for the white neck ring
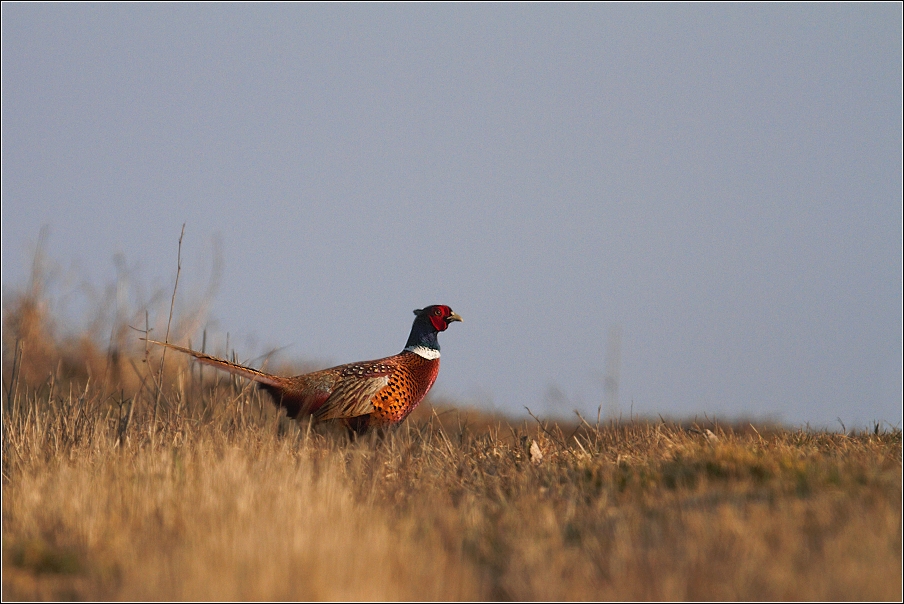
[404,345,440,360]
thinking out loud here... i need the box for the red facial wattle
[430,307,450,332]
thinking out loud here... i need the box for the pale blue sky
[3,4,901,428]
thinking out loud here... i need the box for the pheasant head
[404,305,462,358]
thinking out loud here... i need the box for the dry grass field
[2,269,902,601]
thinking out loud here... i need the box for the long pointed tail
[143,339,285,389]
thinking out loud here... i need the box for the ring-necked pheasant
[146,305,461,433]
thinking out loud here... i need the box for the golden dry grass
[2,268,902,601]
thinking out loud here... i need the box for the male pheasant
[147,305,461,433]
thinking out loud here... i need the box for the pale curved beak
[447,312,463,323]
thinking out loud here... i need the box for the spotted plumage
[146,305,461,433]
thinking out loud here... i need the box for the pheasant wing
[312,360,396,421]
[312,375,388,421]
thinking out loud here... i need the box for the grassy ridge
[3,377,900,600]
[2,275,902,600]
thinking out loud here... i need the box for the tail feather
[143,339,285,389]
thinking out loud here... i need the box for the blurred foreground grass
[2,260,902,601]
